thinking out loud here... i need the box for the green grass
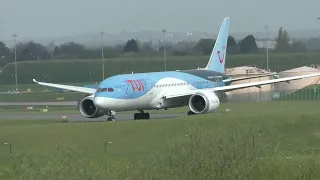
[0,101,320,179]
[1,53,320,84]
[0,105,79,114]
[0,82,97,92]
[0,92,84,102]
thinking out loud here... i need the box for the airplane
[33,17,320,121]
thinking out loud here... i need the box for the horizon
[1,0,320,41]
[0,27,319,41]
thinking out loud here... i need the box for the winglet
[33,79,38,83]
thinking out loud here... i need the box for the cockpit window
[97,88,114,92]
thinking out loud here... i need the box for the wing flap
[33,79,96,94]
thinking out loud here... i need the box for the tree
[291,41,307,52]
[46,41,55,59]
[140,40,156,53]
[193,38,216,55]
[54,41,90,59]
[124,39,140,52]
[274,27,291,53]
[227,35,236,47]
[18,41,50,61]
[304,38,320,51]
[0,42,12,66]
[239,34,258,53]
[227,35,239,54]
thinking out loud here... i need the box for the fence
[218,87,320,102]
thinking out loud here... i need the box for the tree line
[0,27,308,67]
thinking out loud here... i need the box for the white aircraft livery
[33,17,320,121]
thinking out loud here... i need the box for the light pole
[162,29,167,71]
[12,34,18,90]
[100,31,105,80]
[264,26,269,71]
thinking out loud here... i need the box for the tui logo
[217,45,225,63]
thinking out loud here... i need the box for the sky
[0,0,320,40]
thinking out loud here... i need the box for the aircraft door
[145,80,153,104]
[189,78,195,88]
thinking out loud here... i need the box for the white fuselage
[94,77,199,112]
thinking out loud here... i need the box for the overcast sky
[0,0,320,40]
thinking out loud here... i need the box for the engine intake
[188,91,220,114]
[79,95,105,118]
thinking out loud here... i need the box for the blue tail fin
[204,17,230,73]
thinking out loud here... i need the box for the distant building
[225,66,274,102]
[255,39,276,49]
[224,65,320,102]
[275,66,320,94]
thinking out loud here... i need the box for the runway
[0,113,185,122]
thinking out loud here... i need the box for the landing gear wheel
[107,116,116,121]
[134,112,150,120]
[187,111,196,115]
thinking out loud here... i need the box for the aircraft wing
[163,73,320,99]
[223,73,278,83]
[32,79,96,94]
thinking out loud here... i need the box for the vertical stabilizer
[204,17,230,73]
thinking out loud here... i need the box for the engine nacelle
[79,95,105,118]
[188,91,220,114]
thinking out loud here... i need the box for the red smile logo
[217,46,225,64]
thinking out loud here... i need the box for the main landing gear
[134,110,150,120]
[107,111,116,121]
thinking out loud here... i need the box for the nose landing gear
[106,111,116,121]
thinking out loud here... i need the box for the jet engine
[188,91,220,114]
[79,95,105,118]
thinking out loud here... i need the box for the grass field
[1,52,320,84]
[0,101,320,179]
[0,81,98,92]
[0,105,79,114]
[0,92,84,102]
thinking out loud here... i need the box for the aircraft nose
[93,97,105,109]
